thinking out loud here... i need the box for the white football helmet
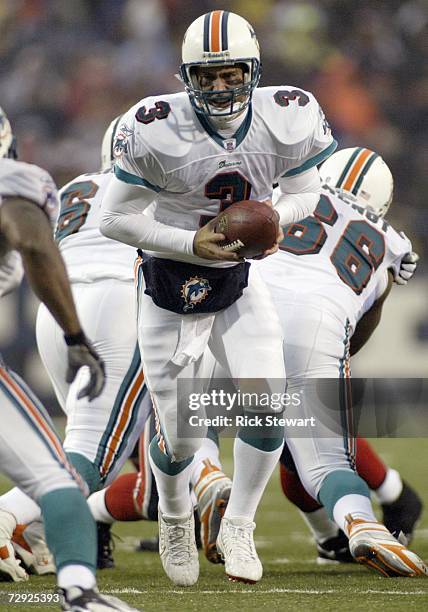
[0,107,17,159]
[180,11,261,120]
[319,147,393,217]
[100,115,122,171]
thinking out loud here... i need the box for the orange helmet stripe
[210,10,222,52]
[342,148,372,192]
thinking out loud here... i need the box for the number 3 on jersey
[280,195,385,294]
[200,171,252,226]
[55,180,98,243]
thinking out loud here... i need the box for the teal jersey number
[200,171,252,227]
[280,194,385,294]
[55,180,98,243]
[331,220,385,294]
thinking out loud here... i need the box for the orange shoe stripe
[0,545,10,560]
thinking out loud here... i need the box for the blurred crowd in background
[0,0,426,257]
[1,0,427,405]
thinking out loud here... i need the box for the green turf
[0,437,427,611]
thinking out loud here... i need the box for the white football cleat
[12,520,55,575]
[194,462,232,564]
[158,509,199,586]
[60,586,141,611]
[346,515,428,577]
[0,509,28,582]
[216,516,263,583]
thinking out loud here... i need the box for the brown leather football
[215,200,279,258]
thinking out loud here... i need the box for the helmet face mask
[182,59,260,119]
[180,11,261,121]
[0,107,18,160]
[319,147,394,218]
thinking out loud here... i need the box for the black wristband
[64,331,86,346]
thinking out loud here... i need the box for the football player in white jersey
[0,108,139,611]
[101,10,336,585]
[256,147,426,576]
[36,117,151,493]
[0,117,152,560]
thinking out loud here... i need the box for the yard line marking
[105,589,428,596]
[105,589,145,594]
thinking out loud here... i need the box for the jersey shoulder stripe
[283,139,337,177]
[114,165,161,192]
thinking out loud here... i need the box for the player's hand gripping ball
[214,200,280,258]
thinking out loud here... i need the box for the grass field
[0,436,427,611]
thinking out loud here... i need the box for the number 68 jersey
[113,86,336,265]
[259,184,412,330]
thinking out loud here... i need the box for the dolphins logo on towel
[181,277,212,312]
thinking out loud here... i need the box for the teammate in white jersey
[0,118,152,557]
[36,118,151,493]
[101,10,336,586]
[0,107,139,610]
[257,147,426,576]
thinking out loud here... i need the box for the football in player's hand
[214,200,280,258]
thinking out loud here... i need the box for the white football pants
[36,279,151,486]
[269,288,357,500]
[0,361,85,501]
[136,264,286,461]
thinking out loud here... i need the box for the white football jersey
[56,170,137,282]
[259,185,411,330]
[0,158,58,224]
[113,86,336,264]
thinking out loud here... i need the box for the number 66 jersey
[259,184,412,332]
[112,86,336,265]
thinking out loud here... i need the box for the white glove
[0,250,24,297]
[394,251,419,285]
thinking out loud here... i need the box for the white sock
[224,438,283,521]
[333,494,377,534]
[374,468,403,505]
[149,456,193,517]
[0,487,41,524]
[87,489,114,525]
[57,564,96,590]
[190,438,222,487]
[300,508,339,543]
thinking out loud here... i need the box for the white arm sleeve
[100,175,196,255]
[273,166,322,225]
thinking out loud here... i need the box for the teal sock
[67,452,101,494]
[207,426,219,447]
[238,414,283,451]
[40,488,96,572]
[149,437,192,475]
[319,470,370,520]
[149,437,193,516]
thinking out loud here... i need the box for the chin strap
[209,108,247,134]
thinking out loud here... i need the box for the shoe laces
[224,522,258,562]
[165,523,194,564]
[97,526,117,561]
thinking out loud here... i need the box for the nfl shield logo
[223,138,236,151]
